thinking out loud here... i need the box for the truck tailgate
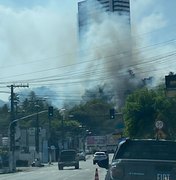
[119,159,176,180]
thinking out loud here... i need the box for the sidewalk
[0,167,9,174]
[16,163,51,172]
[0,163,51,174]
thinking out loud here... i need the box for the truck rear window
[61,151,76,156]
[60,151,77,161]
[115,140,176,160]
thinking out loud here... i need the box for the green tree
[123,86,176,139]
[19,91,49,128]
[0,104,10,135]
[69,98,116,135]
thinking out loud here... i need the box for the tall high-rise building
[97,0,130,15]
[78,0,130,38]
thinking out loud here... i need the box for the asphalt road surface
[0,155,111,180]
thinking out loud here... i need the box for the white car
[93,151,108,165]
[78,151,86,161]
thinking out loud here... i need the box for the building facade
[97,0,130,15]
[78,0,130,38]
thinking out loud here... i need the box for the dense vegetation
[0,87,118,148]
[123,86,176,140]
[1,83,176,145]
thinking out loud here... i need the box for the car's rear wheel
[93,161,96,165]
[59,165,63,170]
[75,164,79,169]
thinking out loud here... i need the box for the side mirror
[97,158,109,169]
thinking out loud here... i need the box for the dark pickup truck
[97,139,176,180]
[58,149,79,170]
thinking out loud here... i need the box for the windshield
[61,151,76,156]
[60,151,77,161]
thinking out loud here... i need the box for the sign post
[155,120,164,140]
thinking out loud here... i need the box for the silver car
[93,151,108,165]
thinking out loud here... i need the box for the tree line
[0,83,176,144]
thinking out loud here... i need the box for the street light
[78,125,90,153]
[33,98,48,160]
[35,104,40,155]
[59,109,66,149]
[8,120,16,172]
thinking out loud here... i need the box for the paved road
[0,155,111,180]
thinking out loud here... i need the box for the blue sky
[131,0,176,81]
[131,0,176,38]
[0,0,175,106]
[0,0,77,9]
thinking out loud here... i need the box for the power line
[0,34,176,81]
[0,44,176,86]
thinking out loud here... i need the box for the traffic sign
[155,120,163,129]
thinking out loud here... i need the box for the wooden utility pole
[7,84,29,172]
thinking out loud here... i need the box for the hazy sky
[0,0,175,106]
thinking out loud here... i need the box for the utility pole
[35,104,40,154]
[7,84,29,172]
[48,106,53,164]
[59,109,65,150]
[48,115,51,164]
[62,110,65,149]
[33,99,46,161]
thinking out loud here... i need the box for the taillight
[110,162,124,180]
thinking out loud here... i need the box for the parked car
[58,149,79,170]
[97,138,176,180]
[93,151,108,165]
[78,151,86,161]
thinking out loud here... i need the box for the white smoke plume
[0,0,176,108]
[0,1,80,105]
[80,0,142,107]
[80,0,176,107]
